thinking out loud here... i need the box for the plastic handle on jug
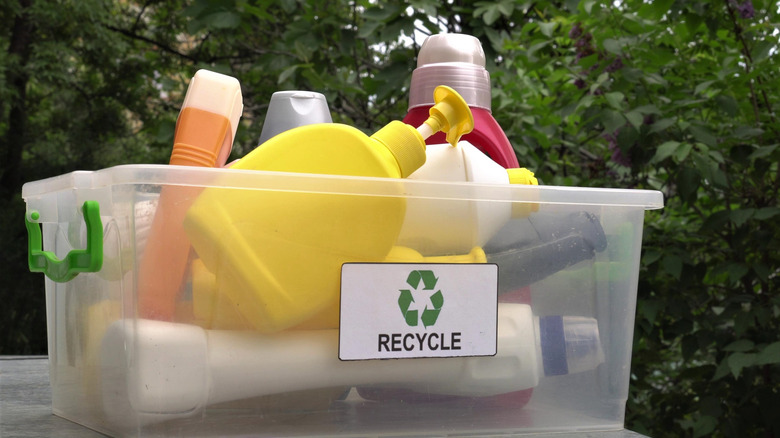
[417,85,475,146]
[26,200,103,282]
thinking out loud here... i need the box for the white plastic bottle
[99,304,602,421]
[398,140,538,255]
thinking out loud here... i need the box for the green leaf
[603,38,623,55]
[622,67,644,83]
[279,0,297,13]
[753,263,771,282]
[748,144,777,159]
[577,53,600,70]
[677,166,700,203]
[752,40,774,63]
[634,104,661,115]
[684,12,704,34]
[277,65,299,84]
[733,126,764,139]
[203,11,241,29]
[688,125,717,147]
[496,0,515,16]
[712,358,731,381]
[692,151,727,188]
[729,209,755,227]
[724,339,754,352]
[638,0,675,20]
[682,335,699,360]
[605,92,624,109]
[642,249,662,265]
[661,254,682,279]
[700,209,730,231]
[638,299,663,324]
[539,21,556,37]
[694,80,715,95]
[649,118,676,134]
[726,262,749,283]
[652,141,680,163]
[643,73,669,86]
[675,143,693,162]
[362,4,400,20]
[727,352,757,378]
[754,207,780,220]
[358,20,383,38]
[693,415,718,438]
[755,342,780,365]
[602,109,625,133]
[715,95,738,116]
[478,4,501,25]
[625,111,643,129]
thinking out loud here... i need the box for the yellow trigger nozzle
[416,85,474,147]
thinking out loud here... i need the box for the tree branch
[103,23,199,63]
[724,0,769,126]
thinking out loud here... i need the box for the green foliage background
[1,1,778,436]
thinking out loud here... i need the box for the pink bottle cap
[409,34,492,111]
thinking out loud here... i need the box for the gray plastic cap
[409,33,492,111]
[258,91,332,145]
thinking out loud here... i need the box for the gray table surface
[1,356,650,437]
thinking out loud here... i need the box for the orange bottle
[137,69,243,321]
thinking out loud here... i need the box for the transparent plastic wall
[23,165,662,437]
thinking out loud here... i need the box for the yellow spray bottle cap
[418,85,475,147]
[369,86,473,178]
[507,167,538,186]
[507,167,540,218]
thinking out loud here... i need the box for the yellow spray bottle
[183,86,473,333]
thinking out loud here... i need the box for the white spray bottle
[99,304,602,424]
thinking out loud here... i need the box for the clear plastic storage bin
[23,164,662,437]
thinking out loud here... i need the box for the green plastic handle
[26,200,104,282]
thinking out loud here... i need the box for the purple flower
[574,78,587,89]
[575,37,590,49]
[604,132,631,167]
[575,48,595,63]
[593,88,604,96]
[737,0,754,18]
[606,57,624,73]
[611,147,632,167]
[569,23,583,39]
[603,129,631,167]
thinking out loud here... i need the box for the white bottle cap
[182,69,244,149]
[409,34,492,111]
[258,91,332,144]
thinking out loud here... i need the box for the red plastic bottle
[402,33,519,169]
[359,33,534,409]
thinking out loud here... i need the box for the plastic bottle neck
[369,121,427,178]
[408,63,492,111]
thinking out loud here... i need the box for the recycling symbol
[397,270,443,328]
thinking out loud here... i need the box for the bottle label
[339,263,498,360]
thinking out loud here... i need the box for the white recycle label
[339,263,498,360]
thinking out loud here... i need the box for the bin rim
[22,164,664,210]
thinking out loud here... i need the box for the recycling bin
[23,164,663,437]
